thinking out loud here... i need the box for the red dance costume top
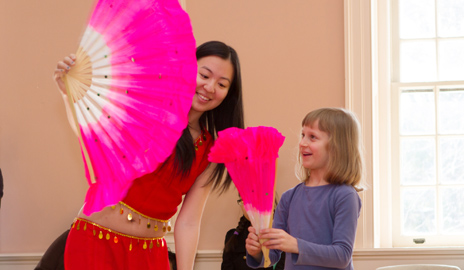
[122,130,213,221]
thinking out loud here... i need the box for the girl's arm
[246,188,294,269]
[174,163,215,270]
[274,189,361,268]
[53,54,78,136]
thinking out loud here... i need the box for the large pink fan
[63,0,197,215]
[208,126,285,267]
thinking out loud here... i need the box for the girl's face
[191,55,234,114]
[299,120,330,173]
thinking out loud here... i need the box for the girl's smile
[299,120,330,178]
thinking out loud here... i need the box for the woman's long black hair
[173,41,245,192]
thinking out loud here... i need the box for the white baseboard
[0,253,42,270]
[0,251,224,270]
[2,248,464,270]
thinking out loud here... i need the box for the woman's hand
[53,54,78,135]
[53,54,76,95]
[245,226,263,260]
[259,228,299,254]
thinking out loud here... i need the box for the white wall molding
[354,248,464,260]
[0,253,42,263]
[196,250,222,262]
[344,0,375,249]
[0,253,42,270]
[3,249,464,270]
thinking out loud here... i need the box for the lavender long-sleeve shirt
[247,183,361,270]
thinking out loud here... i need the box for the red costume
[65,130,213,270]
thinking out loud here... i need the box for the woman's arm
[53,54,78,136]
[174,163,216,270]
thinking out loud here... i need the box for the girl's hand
[259,228,299,254]
[245,226,263,259]
[53,54,76,95]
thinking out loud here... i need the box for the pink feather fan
[63,0,197,215]
[208,126,285,267]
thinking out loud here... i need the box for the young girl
[50,41,244,270]
[245,108,363,270]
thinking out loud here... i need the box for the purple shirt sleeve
[247,183,361,270]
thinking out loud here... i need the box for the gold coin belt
[115,202,172,232]
[73,218,165,251]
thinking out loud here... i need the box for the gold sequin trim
[74,218,164,242]
[193,130,206,151]
[118,202,170,223]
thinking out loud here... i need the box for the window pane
[437,0,464,37]
[438,39,464,81]
[399,0,435,38]
[400,137,436,185]
[400,89,435,135]
[438,89,464,134]
[401,187,436,235]
[440,187,464,234]
[439,137,464,184]
[400,41,437,82]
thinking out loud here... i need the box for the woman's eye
[200,74,208,79]
[219,83,227,88]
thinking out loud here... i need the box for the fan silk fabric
[209,126,285,267]
[122,130,213,220]
[208,126,285,233]
[65,0,197,215]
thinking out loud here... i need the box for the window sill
[354,247,464,260]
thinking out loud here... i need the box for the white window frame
[344,0,400,249]
[346,0,464,249]
[345,0,382,249]
[391,83,464,247]
[390,0,464,246]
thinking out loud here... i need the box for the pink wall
[0,0,95,252]
[187,0,345,250]
[0,0,344,253]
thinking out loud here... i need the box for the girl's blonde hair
[296,108,365,191]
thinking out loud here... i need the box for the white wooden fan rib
[61,0,197,215]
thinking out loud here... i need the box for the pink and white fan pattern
[208,126,285,267]
[64,0,197,215]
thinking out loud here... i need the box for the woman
[51,41,244,270]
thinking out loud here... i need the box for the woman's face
[191,55,234,114]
